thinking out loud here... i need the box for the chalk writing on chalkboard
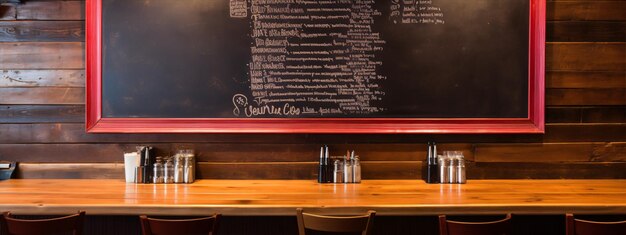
[229,0,445,117]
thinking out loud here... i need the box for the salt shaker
[353,155,361,183]
[152,157,164,184]
[183,151,195,183]
[449,156,458,184]
[457,154,467,184]
[438,155,449,184]
[173,154,184,183]
[164,157,174,184]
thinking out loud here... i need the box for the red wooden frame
[86,0,545,134]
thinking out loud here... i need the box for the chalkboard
[87,0,545,133]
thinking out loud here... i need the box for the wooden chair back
[0,211,85,235]
[139,214,221,235]
[296,208,375,235]
[439,214,512,235]
[566,213,626,235]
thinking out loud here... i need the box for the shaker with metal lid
[456,154,466,184]
[164,157,174,184]
[153,156,164,184]
[438,155,449,184]
[173,154,184,183]
[183,150,195,183]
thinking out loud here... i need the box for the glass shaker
[164,157,174,184]
[153,156,164,184]
[183,150,195,183]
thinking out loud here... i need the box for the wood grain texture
[546,43,626,71]
[0,179,625,216]
[474,142,626,162]
[546,71,626,89]
[469,162,626,179]
[0,70,85,87]
[0,105,84,123]
[548,1,626,21]
[16,1,84,21]
[547,88,626,105]
[0,123,624,144]
[547,21,626,42]
[0,42,84,69]
[546,106,626,123]
[0,3,16,21]
[0,21,84,42]
[0,87,84,104]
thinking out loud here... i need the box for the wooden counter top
[0,179,625,216]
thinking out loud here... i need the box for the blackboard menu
[101,0,529,119]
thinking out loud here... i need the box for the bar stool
[139,214,221,235]
[438,214,512,235]
[0,211,85,235]
[296,208,375,235]
[566,213,626,235]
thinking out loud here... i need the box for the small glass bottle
[457,154,467,184]
[438,155,449,184]
[174,154,184,183]
[353,156,361,183]
[164,157,174,184]
[153,157,164,184]
[183,152,195,184]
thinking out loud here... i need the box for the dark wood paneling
[0,21,84,42]
[546,71,626,89]
[581,106,626,123]
[474,142,626,162]
[548,1,626,21]
[0,87,84,104]
[546,42,626,71]
[546,106,626,123]
[1,123,625,144]
[0,3,16,21]
[14,163,123,179]
[0,42,84,69]
[548,21,626,42]
[16,1,84,21]
[547,88,626,106]
[0,70,85,88]
[0,105,84,123]
[468,162,626,179]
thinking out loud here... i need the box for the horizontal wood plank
[0,123,624,144]
[16,1,84,21]
[546,106,626,123]
[15,163,123,179]
[581,106,626,123]
[546,43,626,72]
[0,42,84,69]
[547,21,626,42]
[0,143,473,163]
[0,105,84,123]
[0,21,84,42]
[474,142,626,162]
[547,88,626,106]
[0,3,16,21]
[548,1,626,21]
[0,70,84,87]
[0,87,84,104]
[469,162,626,179]
[546,71,626,89]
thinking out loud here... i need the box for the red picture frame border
[86,0,545,134]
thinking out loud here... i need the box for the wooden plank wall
[0,0,624,180]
